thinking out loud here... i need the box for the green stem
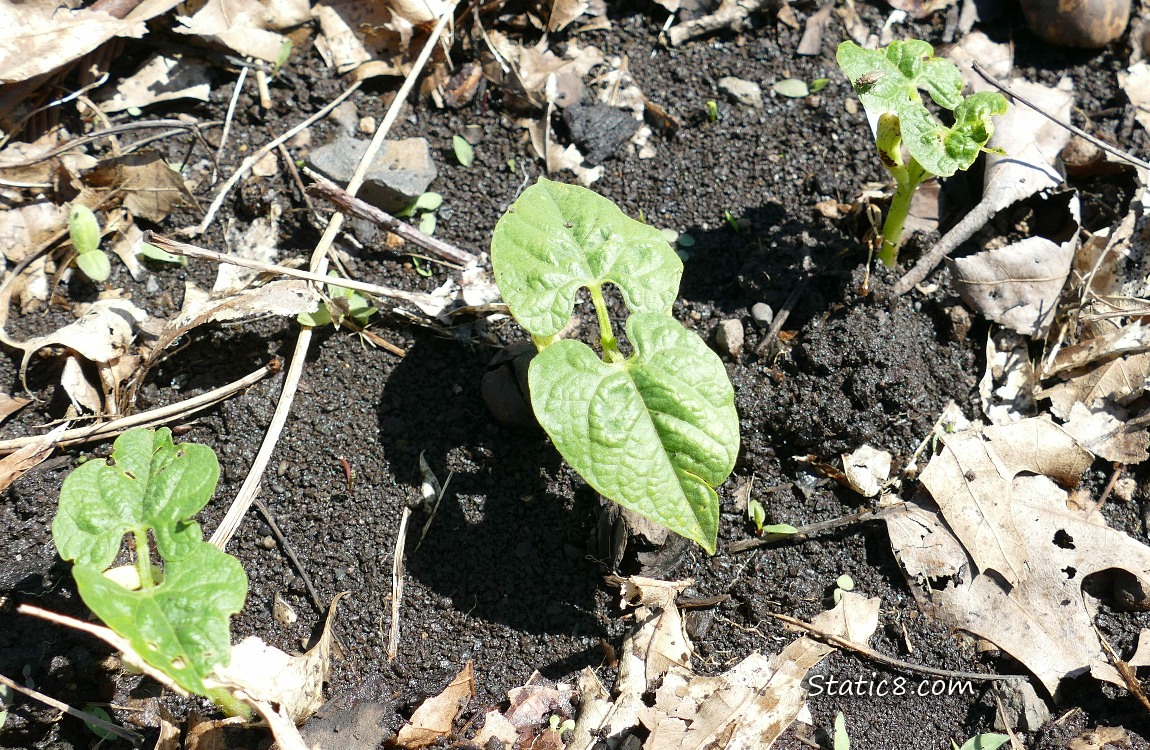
[588,285,622,362]
[878,158,928,267]
[133,529,155,590]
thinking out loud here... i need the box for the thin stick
[971,61,1150,172]
[307,178,478,268]
[188,81,363,237]
[0,360,279,455]
[144,232,447,314]
[728,503,906,552]
[217,66,249,166]
[388,505,412,661]
[253,497,325,615]
[0,120,217,168]
[0,672,143,746]
[754,278,809,356]
[769,611,1023,682]
[209,4,459,551]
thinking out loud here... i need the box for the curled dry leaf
[394,661,475,748]
[85,152,194,224]
[888,418,1150,695]
[0,422,67,493]
[1038,350,1150,419]
[0,202,66,264]
[1061,401,1150,463]
[0,0,181,84]
[841,445,892,498]
[98,54,212,113]
[175,0,306,62]
[949,234,1075,338]
[979,329,1036,425]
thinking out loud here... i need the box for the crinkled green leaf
[835,40,963,115]
[72,542,247,695]
[528,312,739,553]
[52,427,220,570]
[899,91,1007,177]
[491,178,682,338]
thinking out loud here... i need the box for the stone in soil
[305,135,437,212]
[562,101,640,165]
[718,76,763,109]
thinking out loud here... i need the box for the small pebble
[260,535,276,550]
[359,116,377,135]
[716,319,744,358]
[751,302,774,327]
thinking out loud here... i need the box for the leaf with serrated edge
[73,543,247,695]
[53,427,220,570]
[491,178,682,338]
[529,313,738,552]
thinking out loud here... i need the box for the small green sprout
[548,714,575,734]
[297,271,377,328]
[272,39,292,75]
[705,100,719,121]
[836,40,1007,265]
[52,428,247,712]
[833,573,855,603]
[453,135,475,167]
[139,242,187,266]
[748,498,766,533]
[809,77,830,93]
[397,191,442,240]
[834,712,850,750]
[490,178,740,553]
[773,78,809,98]
[68,204,111,282]
[723,210,741,233]
[507,157,517,173]
[953,733,1010,750]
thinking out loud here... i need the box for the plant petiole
[132,529,155,590]
[588,284,622,362]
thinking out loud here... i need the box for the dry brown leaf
[0,202,66,263]
[0,392,30,424]
[175,0,305,62]
[85,152,193,224]
[98,54,212,113]
[841,445,891,498]
[217,208,282,294]
[1121,62,1150,135]
[1067,726,1130,750]
[548,0,588,30]
[312,1,410,78]
[642,637,836,750]
[0,0,182,84]
[1037,351,1150,420]
[394,661,475,748]
[1061,402,1150,463]
[0,422,66,493]
[1042,322,1150,378]
[810,591,881,644]
[890,419,1150,696]
[885,0,956,18]
[4,298,150,390]
[950,235,1074,338]
[60,355,103,414]
[619,577,693,691]
[979,330,1036,425]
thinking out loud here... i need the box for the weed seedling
[836,39,1007,265]
[297,270,377,328]
[490,178,740,553]
[68,204,111,282]
[52,428,248,712]
[705,100,719,122]
[953,733,1009,750]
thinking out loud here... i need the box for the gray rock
[329,100,359,136]
[716,319,744,358]
[993,679,1049,732]
[719,76,763,109]
[751,302,774,327]
[306,136,437,212]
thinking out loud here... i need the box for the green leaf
[899,91,1007,177]
[82,705,118,740]
[835,40,963,115]
[52,427,220,570]
[73,542,247,695]
[956,734,1010,750]
[834,712,850,750]
[528,312,739,553]
[69,204,100,256]
[809,77,829,93]
[491,178,683,338]
[453,135,474,167]
[139,242,187,266]
[75,250,111,282]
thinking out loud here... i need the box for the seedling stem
[588,284,621,361]
[133,530,155,589]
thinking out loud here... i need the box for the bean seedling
[52,428,247,712]
[68,203,111,282]
[490,178,739,553]
[836,39,1007,265]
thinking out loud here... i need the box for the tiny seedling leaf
[528,312,739,553]
[834,712,850,750]
[53,428,220,569]
[773,78,809,98]
[72,542,246,695]
[75,250,111,282]
[835,40,963,115]
[453,135,475,167]
[139,242,187,266]
[69,204,100,256]
[82,705,118,741]
[956,734,1010,750]
[491,178,683,338]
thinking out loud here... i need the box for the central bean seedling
[836,39,1008,265]
[490,178,739,553]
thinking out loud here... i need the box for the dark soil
[3,2,1150,749]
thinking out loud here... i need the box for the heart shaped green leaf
[528,312,739,553]
[835,39,963,115]
[900,90,1008,177]
[491,178,682,338]
[72,542,247,695]
[53,428,220,569]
